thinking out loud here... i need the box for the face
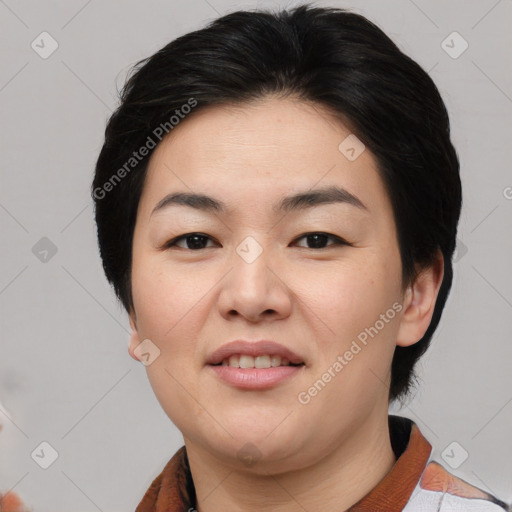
[128,96,424,473]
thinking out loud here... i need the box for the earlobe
[396,251,444,348]
[128,331,142,361]
[128,313,141,361]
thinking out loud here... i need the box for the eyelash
[162,232,351,251]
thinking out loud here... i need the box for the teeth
[255,355,271,368]
[239,355,253,368]
[270,355,281,367]
[219,354,297,368]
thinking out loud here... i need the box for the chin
[216,429,303,469]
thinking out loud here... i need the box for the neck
[185,412,396,512]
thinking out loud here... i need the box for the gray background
[1,0,511,510]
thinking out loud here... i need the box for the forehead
[138,97,390,221]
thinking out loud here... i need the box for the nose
[216,237,292,323]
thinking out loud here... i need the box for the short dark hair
[92,4,462,404]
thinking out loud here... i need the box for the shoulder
[403,460,511,511]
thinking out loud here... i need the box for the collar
[135,415,432,512]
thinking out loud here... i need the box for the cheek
[300,256,402,383]
[300,258,392,327]
[301,264,399,411]
[131,260,208,426]
[131,256,206,339]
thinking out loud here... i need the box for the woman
[92,4,510,511]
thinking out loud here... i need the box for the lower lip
[208,364,304,390]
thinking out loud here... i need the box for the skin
[128,96,444,512]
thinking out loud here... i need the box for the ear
[396,250,444,348]
[128,310,142,361]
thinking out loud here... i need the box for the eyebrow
[150,185,368,218]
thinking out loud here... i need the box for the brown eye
[165,233,218,250]
[293,232,349,249]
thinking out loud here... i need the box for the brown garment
[134,415,510,511]
[135,415,430,512]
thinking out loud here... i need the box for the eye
[163,232,219,250]
[162,231,350,251]
[292,232,350,249]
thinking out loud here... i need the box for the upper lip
[206,340,305,366]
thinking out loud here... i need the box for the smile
[213,354,303,368]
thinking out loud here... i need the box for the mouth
[206,340,305,367]
[210,354,305,368]
[205,340,306,389]
[207,352,305,390]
